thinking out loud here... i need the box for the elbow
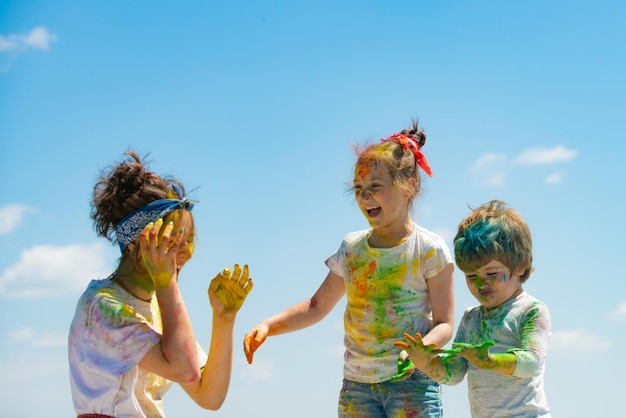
[186,369,202,384]
[170,362,201,384]
[196,395,226,411]
[177,368,201,384]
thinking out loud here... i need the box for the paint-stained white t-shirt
[68,278,207,418]
[442,291,551,418]
[326,224,452,384]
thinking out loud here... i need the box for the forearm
[263,299,327,336]
[156,280,199,381]
[421,321,454,349]
[472,352,517,376]
[183,312,236,410]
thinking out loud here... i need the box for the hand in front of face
[440,341,496,368]
[138,218,182,289]
[394,332,440,371]
[209,264,253,315]
[243,323,269,365]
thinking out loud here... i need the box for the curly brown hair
[91,151,187,242]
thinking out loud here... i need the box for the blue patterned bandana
[115,199,195,252]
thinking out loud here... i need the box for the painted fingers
[209,263,253,314]
[440,341,495,362]
[243,324,268,365]
[139,219,181,288]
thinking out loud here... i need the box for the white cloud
[9,326,66,348]
[513,145,578,166]
[470,153,508,187]
[545,172,565,185]
[549,328,611,353]
[471,152,507,170]
[0,204,34,235]
[609,301,626,323]
[485,172,506,187]
[0,27,57,51]
[0,242,115,298]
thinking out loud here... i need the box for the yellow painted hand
[209,264,253,314]
[138,219,181,289]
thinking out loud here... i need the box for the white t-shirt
[68,278,206,418]
[326,224,452,383]
[442,291,551,418]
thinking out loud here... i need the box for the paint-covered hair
[454,200,533,282]
[354,119,426,207]
[91,151,188,243]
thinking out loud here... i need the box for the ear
[514,267,527,278]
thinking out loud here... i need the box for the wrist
[213,309,237,321]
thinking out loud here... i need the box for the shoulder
[412,224,449,248]
[516,291,550,313]
[340,229,370,246]
[411,224,453,263]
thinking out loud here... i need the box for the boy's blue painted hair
[454,200,533,282]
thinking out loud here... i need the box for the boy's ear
[515,267,527,277]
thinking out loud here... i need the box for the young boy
[395,200,551,418]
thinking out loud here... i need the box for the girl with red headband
[244,120,454,417]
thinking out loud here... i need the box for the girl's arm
[181,264,253,410]
[244,270,346,364]
[139,279,201,383]
[136,221,200,383]
[180,310,236,410]
[421,263,455,348]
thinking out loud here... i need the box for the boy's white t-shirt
[444,291,551,418]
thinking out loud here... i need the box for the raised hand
[243,323,268,364]
[138,218,181,289]
[209,264,253,315]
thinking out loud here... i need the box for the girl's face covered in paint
[353,160,410,231]
[464,260,523,308]
[161,209,195,271]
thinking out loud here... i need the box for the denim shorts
[338,369,442,418]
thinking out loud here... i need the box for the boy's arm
[448,341,517,376]
[509,302,552,378]
[449,302,551,378]
[395,332,467,385]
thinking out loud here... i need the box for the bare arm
[181,264,253,410]
[243,270,345,364]
[139,278,200,383]
[421,263,455,348]
[136,220,200,383]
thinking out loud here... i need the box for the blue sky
[1,1,625,416]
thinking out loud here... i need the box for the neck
[369,219,414,248]
[112,257,155,302]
